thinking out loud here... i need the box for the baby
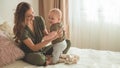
[48,8,67,64]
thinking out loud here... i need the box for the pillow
[0,30,25,67]
[0,22,14,38]
[0,17,5,25]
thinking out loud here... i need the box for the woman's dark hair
[13,2,31,43]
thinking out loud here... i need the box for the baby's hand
[43,31,58,41]
[57,29,63,38]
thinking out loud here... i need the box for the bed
[0,20,120,68]
[2,47,120,68]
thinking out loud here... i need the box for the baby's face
[48,13,60,24]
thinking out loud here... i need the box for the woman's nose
[31,14,34,20]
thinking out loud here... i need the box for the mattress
[2,47,120,68]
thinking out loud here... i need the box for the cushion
[0,30,25,67]
[0,17,5,25]
[0,22,13,37]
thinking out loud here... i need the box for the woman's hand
[43,31,58,42]
[43,28,63,42]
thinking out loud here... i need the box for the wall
[0,0,39,27]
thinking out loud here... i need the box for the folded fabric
[59,54,79,64]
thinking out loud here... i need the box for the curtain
[39,0,70,39]
[69,0,120,51]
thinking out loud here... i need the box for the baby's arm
[43,28,58,41]
[50,24,64,39]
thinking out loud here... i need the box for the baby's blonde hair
[49,8,62,19]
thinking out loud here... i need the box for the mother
[13,2,71,66]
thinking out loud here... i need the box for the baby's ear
[58,18,61,22]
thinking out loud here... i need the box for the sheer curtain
[69,0,120,51]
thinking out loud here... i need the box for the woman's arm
[23,38,50,51]
[23,31,58,51]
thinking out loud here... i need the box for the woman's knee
[24,53,46,66]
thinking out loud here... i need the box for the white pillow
[0,16,5,25]
[0,22,13,38]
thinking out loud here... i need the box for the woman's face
[25,7,34,22]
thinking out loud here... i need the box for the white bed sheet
[2,47,120,68]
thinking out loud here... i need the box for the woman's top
[20,16,46,53]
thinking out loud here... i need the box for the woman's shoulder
[34,16,45,30]
[34,16,45,23]
[34,16,44,20]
